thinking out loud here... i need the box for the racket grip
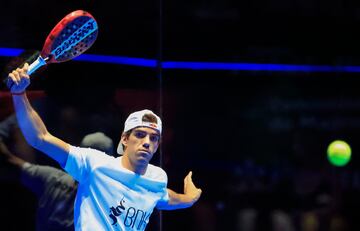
[28,56,47,75]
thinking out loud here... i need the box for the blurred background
[1,0,360,230]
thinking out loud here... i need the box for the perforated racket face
[40,10,98,63]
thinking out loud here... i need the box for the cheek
[152,142,159,151]
[126,137,139,149]
[130,139,141,147]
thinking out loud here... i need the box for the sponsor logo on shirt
[109,196,151,230]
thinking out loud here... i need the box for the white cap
[117,109,162,155]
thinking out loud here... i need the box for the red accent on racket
[6,10,98,89]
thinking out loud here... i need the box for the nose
[143,143,150,149]
[142,135,150,149]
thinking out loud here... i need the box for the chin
[137,153,151,162]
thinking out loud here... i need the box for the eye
[134,131,147,139]
[149,135,160,142]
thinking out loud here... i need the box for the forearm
[12,93,69,167]
[8,65,69,167]
[162,189,196,210]
[12,92,48,148]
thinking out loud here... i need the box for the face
[121,127,160,165]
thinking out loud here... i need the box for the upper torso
[65,146,169,231]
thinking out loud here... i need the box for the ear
[121,134,128,147]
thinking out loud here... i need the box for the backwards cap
[117,109,162,155]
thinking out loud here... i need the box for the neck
[121,155,147,175]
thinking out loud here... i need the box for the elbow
[25,133,47,150]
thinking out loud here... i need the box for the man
[7,63,202,230]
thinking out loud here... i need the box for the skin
[121,127,160,175]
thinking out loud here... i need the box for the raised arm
[158,171,202,210]
[8,63,70,167]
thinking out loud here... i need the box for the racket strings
[67,30,96,58]
[50,16,98,62]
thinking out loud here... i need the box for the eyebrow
[133,129,159,136]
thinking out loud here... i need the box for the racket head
[40,10,98,63]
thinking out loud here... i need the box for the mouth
[137,150,151,160]
[138,150,151,155]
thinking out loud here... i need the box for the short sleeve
[64,145,90,183]
[64,145,106,183]
[155,190,169,210]
[154,169,169,208]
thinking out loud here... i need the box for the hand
[7,63,30,94]
[183,171,202,205]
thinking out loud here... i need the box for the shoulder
[145,164,168,182]
[69,145,112,162]
[67,145,115,173]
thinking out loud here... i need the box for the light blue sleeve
[64,145,91,182]
[155,171,170,208]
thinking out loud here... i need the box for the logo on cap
[149,123,157,128]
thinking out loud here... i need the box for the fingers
[186,171,193,182]
[185,171,202,192]
[18,65,30,79]
[194,189,202,201]
[22,63,29,72]
[182,171,203,204]
[192,187,202,203]
[9,66,29,83]
[12,70,20,83]
[184,171,192,189]
[188,171,192,179]
[8,73,17,85]
[7,64,31,93]
[185,171,192,181]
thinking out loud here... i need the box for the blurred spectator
[0,114,114,231]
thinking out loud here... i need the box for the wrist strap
[11,91,25,95]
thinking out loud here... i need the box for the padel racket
[6,10,98,88]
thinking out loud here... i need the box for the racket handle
[28,56,47,75]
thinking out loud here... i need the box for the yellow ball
[327,140,352,167]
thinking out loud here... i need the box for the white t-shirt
[64,145,169,231]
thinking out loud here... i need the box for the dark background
[1,0,360,230]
